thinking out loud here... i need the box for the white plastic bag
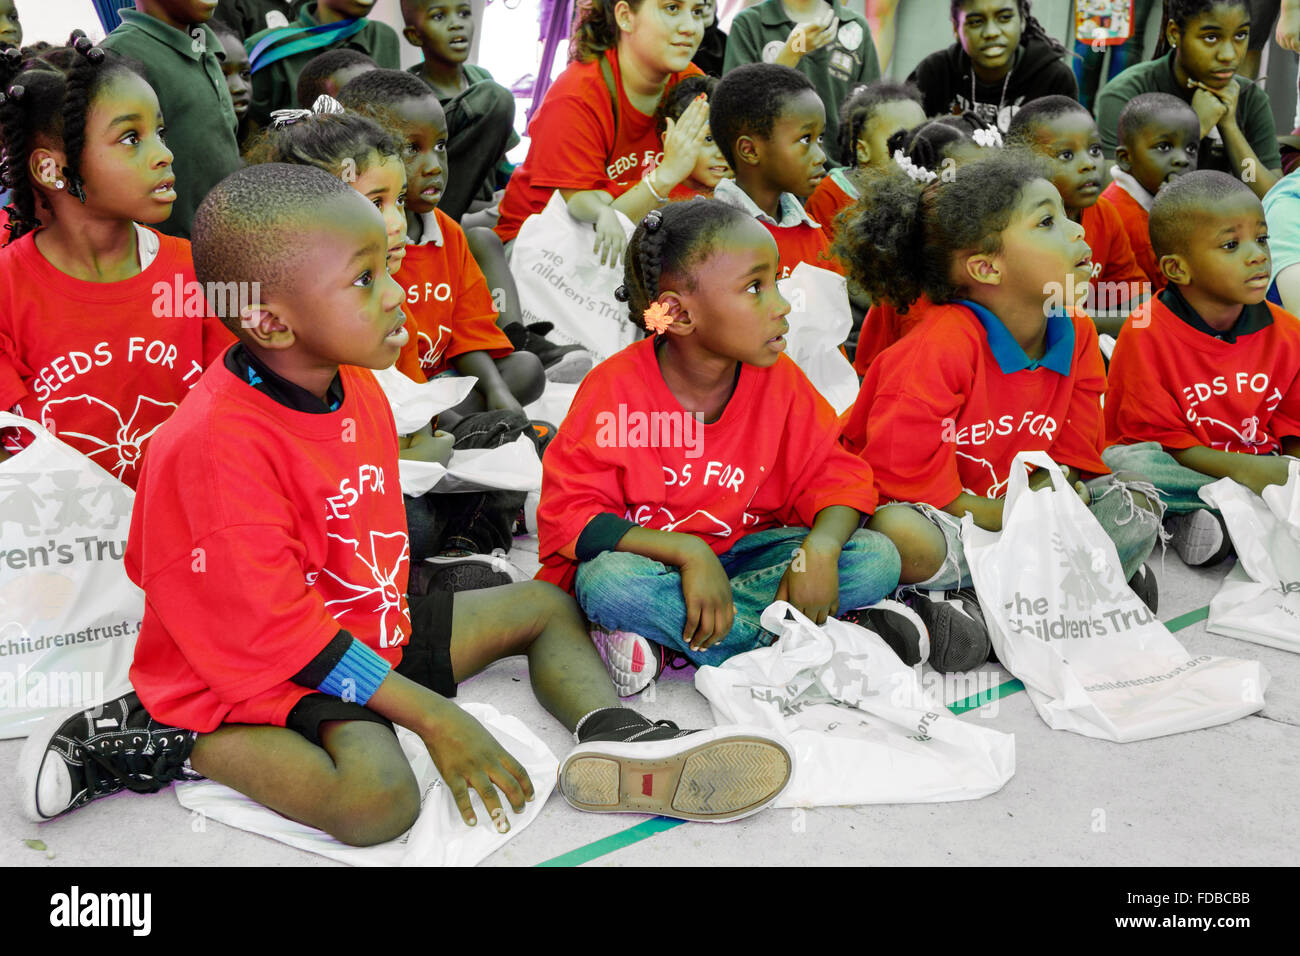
[371,364,478,435]
[174,702,557,866]
[694,602,1015,806]
[510,191,638,363]
[399,434,543,496]
[1199,462,1300,652]
[0,412,141,738]
[775,263,859,415]
[963,451,1268,741]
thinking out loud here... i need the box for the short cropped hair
[337,67,437,111]
[1005,95,1092,146]
[192,164,360,330]
[295,48,376,108]
[1116,92,1199,148]
[1148,169,1258,259]
[709,63,815,168]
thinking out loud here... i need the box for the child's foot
[16,692,199,822]
[559,709,792,822]
[1166,510,1232,567]
[504,321,594,383]
[418,550,526,594]
[1127,563,1159,614]
[903,588,992,673]
[589,625,667,697]
[838,599,929,666]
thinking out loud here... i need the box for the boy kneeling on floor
[15,164,792,843]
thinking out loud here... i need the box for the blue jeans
[893,472,1164,591]
[575,527,902,667]
[1102,442,1217,515]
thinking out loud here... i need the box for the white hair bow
[268,94,347,129]
[972,127,1004,149]
[893,150,937,184]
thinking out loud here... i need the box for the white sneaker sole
[15,705,87,822]
[558,726,792,822]
[590,628,658,697]
[1168,510,1228,567]
[543,350,594,384]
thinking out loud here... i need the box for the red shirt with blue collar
[842,298,1108,503]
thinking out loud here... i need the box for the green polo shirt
[723,0,880,167]
[246,1,399,128]
[101,11,241,239]
[1096,51,1281,176]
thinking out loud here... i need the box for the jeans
[575,526,902,667]
[895,471,1164,591]
[1102,442,1217,515]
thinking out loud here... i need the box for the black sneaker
[16,692,200,822]
[1166,510,1233,567]
[420,550,526,593]
[1127,562,1159,614]
[838,599,930,666]
[903,587,992,673]
[505,321,594,383]
[559,710,792,822]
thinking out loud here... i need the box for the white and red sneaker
[589,625,664,697]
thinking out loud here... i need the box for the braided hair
[950,0,1067,58]
[1152,0,1250,58]
[0,31,141,243]
[837,80,923,167]
[616,198,751,331]
[885,111,1000,176]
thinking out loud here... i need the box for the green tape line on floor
[537,604,1213,866]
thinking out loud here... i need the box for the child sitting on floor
[850,112,1000,376]
[1006,96,1148,333]
[400,0,519,222]
[16,164,795,837]
[708,63,842,278]
[0,38,230,488]
[538,199,951,695]
[654,75,731,200]
[1100,92,1201,289]
[804,80,925,243]
[1105,170,1300,568]
[840,152,1164,671]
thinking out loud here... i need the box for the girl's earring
[54,180,65,190]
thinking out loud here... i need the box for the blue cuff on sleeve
[318,638,391,705]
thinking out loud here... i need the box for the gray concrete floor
[0,535,1296,867]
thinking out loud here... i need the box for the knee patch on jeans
[909,503,963,590]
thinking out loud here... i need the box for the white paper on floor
[174,702,557,867]
[525,380,579,427]
[695,602,1016,807]
[400,434,543,496]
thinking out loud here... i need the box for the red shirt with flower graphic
[391,211,514,381]
[0,228,233,488]
[126,360,412,732]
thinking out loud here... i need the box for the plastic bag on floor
[400,434,542,496]
[372,365,477,435]
[0,412,141,738]
[174,702,557,866]
[963,451,1268,741]
[1199,462,1300,652]
[775,263,858,415]
[694,601,1015,806]
[510,191,637,363]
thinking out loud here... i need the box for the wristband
[644,171,668,203]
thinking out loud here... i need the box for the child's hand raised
[775,535,840,625]
[421,702,535,832]
[775,14,839,67]
[656,95,711,192]
[679,542,736,652]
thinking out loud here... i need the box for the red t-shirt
[1081,196,1147,298]
[842,302,1108,503]
[852,295,935,376]
[127,360,412,732]
[494,49,702,242]
[804,173,855,245]
[766,221,845,278]
[537,338,878,591]
[1100,181,1162,289]
[0,229,232,488]
[392,210,513,381]
[1105,296,1300,454]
